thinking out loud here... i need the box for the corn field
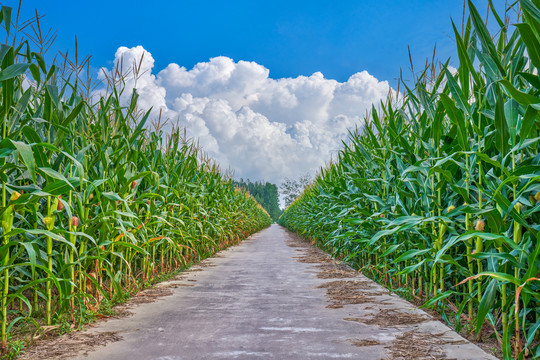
[279,1,540,359]
[0,5,271,355]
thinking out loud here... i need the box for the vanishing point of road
[68,224,496,360]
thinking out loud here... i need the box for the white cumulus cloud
[99,46,394,185]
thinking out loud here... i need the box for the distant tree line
[235,179,282,221]
[280,174,311,208]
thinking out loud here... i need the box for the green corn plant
[0,4,272,355]
[280,1,540,358]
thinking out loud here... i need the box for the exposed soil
[365,309,431,327]
[296,254,334,264]
[286,241,309,248]
[128,286,175,305]
[386,330,463,360]
[287,235,342,266]
[317,280,377,308]
[348,338,382,347]
[344,309,430,328]
[16,270,202,359]
[197,259,217,267]
[289,232,497,360]
[408,296,503,359]
[286,232,367,282]
[292,242,334,262]
[18,331,122,360]
[288,234,387,309]
[316,263,357,279]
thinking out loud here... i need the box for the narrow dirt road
[48,225,496,359]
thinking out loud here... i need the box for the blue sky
[1,1,513,185]
[4,1,505,84]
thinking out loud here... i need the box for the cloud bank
[99,46,393,184]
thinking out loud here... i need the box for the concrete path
[69,224,496,360]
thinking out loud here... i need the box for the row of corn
[279,1,539,359]
[0,6,272,354]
